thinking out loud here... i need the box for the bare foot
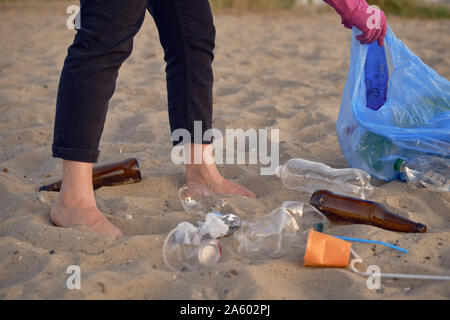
[50,160,123,237]
[186,144,256,198]
[200,175,256,198]
[51,198,123,237]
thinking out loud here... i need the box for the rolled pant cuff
[172,135,215,147]
[52,144,100,163]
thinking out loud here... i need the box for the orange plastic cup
[304,229,351,268]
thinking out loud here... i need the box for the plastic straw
[333,235,409,253]
[350,248,450,281]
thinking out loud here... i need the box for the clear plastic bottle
[233,201,330,260]
[275,158,374,199]
[394,156,449,192]
[163,222,222,272]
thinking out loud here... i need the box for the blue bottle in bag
[364,42,389,111]
[337,26,450,181]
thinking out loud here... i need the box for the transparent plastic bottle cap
[198,241,221,266]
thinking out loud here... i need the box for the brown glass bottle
[39,158,142,192]
[309,190,426,233]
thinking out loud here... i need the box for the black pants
[53,0,215,163]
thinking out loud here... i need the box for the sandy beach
[0,1,449,299]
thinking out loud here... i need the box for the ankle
[187,161,221,179]
[56,187,97,209]
[56,160,95,203]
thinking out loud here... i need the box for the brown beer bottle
[309,190,426,233]
[39,158,142,192]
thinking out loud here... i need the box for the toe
[238,185,256,198]
[92,218,124,237]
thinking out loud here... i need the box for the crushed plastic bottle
[163,218,223,272]
[275,158,374,199]
[394,156,450,192]
[233,201,330,260]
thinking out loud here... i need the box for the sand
[0,1,449,300]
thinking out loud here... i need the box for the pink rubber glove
[324,0,387,46]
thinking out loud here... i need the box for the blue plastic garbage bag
[337,26,450,181]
